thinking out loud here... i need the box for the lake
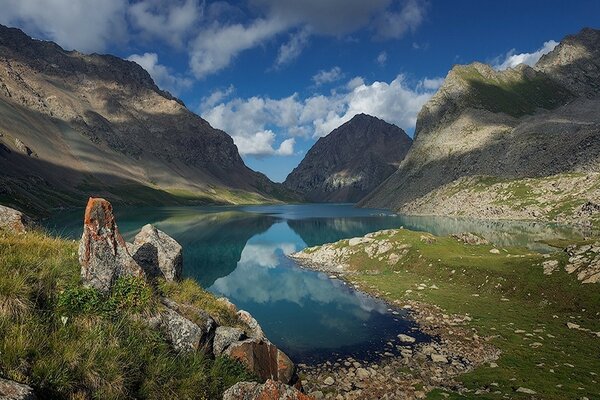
[46,203,583,363]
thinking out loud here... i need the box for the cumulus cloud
[201,74,441,156]
[127,52,193,94]
[128,0,202,47]
[493,40,559,70]
[200,84,235,110]
[0,0,128,52]
[275,27,311,67]
[376,51,388,66]
[312,66,344,86]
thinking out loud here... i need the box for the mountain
[360,28,600,227]
[283,114,412,203]
[0,25,293,216]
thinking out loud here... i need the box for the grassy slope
[0,229,254,399]
[323,229,600,399]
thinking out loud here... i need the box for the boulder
[223,380,314,400]
[224,339,295,384]
[130,224,183,281]
[237,310,265,340]
[213,326,245,356]
[0,205,33,234]
[78,197,144,292]
[451,232,489,245]
[161,298,215,354]
[0,378,36,400]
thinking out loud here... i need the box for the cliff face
[0,25,291,215]
[360,28,600,224]
[284,114,412,203]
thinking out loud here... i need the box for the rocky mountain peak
[284,113,412,203]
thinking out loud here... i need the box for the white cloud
[376,51,388,66]
[375,0,428,39]
[493,40,559,70]
[128,0,202,47]
[201,74,440,156]
[312,66,344,86]
[275,27,311,67]
[0,0,128,52]
[189,18,288,78]
[200,84,235,109]
[127,52,193,95]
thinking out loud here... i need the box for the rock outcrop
[225,339,296,385]
[564,242,600,283]
[0,378,36,400]
[78,197,144,292]
[0,205,33,233]
[223,380,313,400]
[159,299,216,353]
[360,28,600,223]
[284,114,412,203]
[130,224,183,281]
[0,24,293,216]
[213,326,246,356]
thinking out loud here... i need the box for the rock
[217,297,238,313]
[397,334,416,343]
[225,339,296,384]
[223,380,314,400]
[516,387,537,394]
[78,198,145,292]
[0,205,33,234]
[489,249,501,254]
[420,234,436,244]
[542,260,560,275]
[0,378,36,399]
[452,232,489,245]
[237,310,265,340]
[567,322,581,329]
[356,368,370,379]
[431,354,448,363]
[577,201,600,217]
[161,298,215,354]
[130,224,183,281]
[13,138,35,157]
[213,326,245,356]
[323,377,335,386]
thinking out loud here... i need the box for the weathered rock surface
[360,28,600,224]
[223,380,314,400]
[284,114,412,203]
[0,378,36,400]
[451,232,489,245]
[237,310,266,340]
[0,205,33,233]
[130,224,183,281]
[213,326,246,356]
[78,198,144,292]
[564,242,600,283]
[0,24,292,215]
[225,339,296,384]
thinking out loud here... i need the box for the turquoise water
[47,204,582,363]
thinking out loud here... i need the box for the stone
[0,205,33,234]
[161,298,215,354]
[238,310,265,340]
[223,380,314,400]
[225,339,296,384]
[516,387,537,394]
[130,224,183,281]
[567,322,581,329]
[431,354,448,363]
[13,138,34,157]
[489,249,501,254]
[451,232,489,245]
[397,334,416,343]
[78,198,145,292]
[213,326,246,356]
[0,378,36,400]
[542,260,560,275]
[323,377,335,386]
[356,368,370,379]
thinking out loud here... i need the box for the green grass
[327,229,600,399]
[0,229,255,399]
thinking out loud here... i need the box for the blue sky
[1,0,599,181]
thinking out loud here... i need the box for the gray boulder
[237,310,265,340]
[0,378,36,400]
[213,326,245,356]
[78,198,145,292]
[160,298,216,354]
[0,205,33,234]
[130,224,183,281]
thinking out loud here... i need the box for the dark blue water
[46,204,581,363]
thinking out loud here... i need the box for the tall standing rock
[78,197,144,292]
[129,224,183,281]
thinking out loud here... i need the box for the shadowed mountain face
[361,28,600,214]
[0,24,293,216]
[283,114,412,203]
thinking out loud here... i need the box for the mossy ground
[0,229,255,399]
[332,229,600,399]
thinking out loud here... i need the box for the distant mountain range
[284,114,412,203]
[0,24,294,216]
[360,27,600,227]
